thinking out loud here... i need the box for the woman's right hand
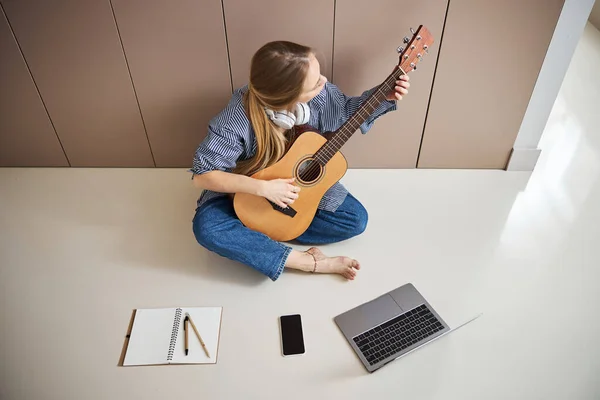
[257,177,300,208]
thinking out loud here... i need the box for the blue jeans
[192,193,368,281]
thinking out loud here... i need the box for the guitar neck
[314,67,404,165]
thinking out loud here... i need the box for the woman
[190,40,410,281]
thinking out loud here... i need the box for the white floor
[1,23,600,400]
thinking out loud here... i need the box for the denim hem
[270,245,292,281]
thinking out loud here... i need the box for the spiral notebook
[122,306,222,366]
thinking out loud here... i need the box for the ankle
[306,250,317,273]
[285,250,316,272]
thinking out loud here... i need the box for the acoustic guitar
[234,25,434,241]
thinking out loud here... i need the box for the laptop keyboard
[352,304,444,366]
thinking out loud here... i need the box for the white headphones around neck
[264,102,310,130]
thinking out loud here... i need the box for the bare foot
[305,247,360,280]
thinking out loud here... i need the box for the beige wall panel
[111,0,232,167]
[223,0,335,88]
[333,0,448,168]
[2,0,154,167]
[417,0,564,169]
[0,7,68,167]
[589,0,600,30]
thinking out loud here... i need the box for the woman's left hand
[387,75,410,101]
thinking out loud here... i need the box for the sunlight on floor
[498,23,600,259]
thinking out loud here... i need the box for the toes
[345,267,357,280]
[353,260,361,270]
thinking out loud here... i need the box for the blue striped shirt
[190,81,397,212]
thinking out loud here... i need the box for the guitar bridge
[268,200,297,218]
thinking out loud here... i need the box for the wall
[507,0,597,171]
[589,0,600,30]
[0,6,68,166]
[416,0,564,169]
[331,0,447,168]
[0,0,567,170]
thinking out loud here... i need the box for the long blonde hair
[234,40,313,177]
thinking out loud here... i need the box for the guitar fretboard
[313,68,404,165]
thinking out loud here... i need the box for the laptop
[334,283,481,372]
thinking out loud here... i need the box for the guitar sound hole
[297,159,322,183]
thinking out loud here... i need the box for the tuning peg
[410,62,416,70]
[416,35,422,40]
[397,46,404,53]
[410,27,415,34]
[403,36,410,44]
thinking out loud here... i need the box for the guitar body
[233,130,347,242]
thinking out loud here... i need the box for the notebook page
[123,308,177,366]
[171,307,222,364]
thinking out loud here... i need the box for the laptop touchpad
[335,294,403,338]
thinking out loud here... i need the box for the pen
[184,315,189,356]
[186,313,210,358]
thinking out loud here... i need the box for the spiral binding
[167,308,183,361]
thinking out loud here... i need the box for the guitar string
[317,35,429,162]
[300,75,395,181]
[298,34,428,182]
[299,72,398,181]
[318,72,398,161]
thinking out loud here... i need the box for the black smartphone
[280,314,305,356]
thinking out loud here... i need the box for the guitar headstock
[396,25,434,73]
